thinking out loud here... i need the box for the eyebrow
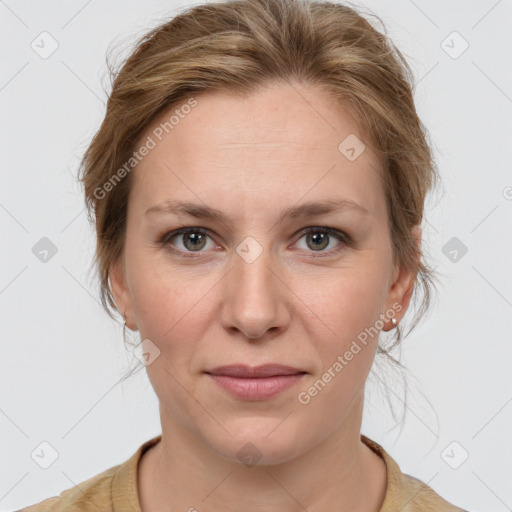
[145,199,370,225]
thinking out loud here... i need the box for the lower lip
[206,373,306,400]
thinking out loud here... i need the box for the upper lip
[205,364,306,378]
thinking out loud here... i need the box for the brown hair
[78,0,440,391]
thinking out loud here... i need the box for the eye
[160,228,216,254]
[294,227,350,255]
[158,226,352,257]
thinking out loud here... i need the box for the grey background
[1,0,511,510]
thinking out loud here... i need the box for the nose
[220,243,291,341]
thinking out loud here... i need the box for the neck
[138,392,387,512]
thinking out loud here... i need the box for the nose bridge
[221,236,287,339]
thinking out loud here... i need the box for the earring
[391,318,397,326]
[122,313,132,348]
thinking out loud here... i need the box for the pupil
[309,232,328,250]
[185,233,205,250]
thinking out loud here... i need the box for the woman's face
[111,80,417,464]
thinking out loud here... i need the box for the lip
[205,364,307,400]
[206,364,305,377]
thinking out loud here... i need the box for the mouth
[204,364,307,400]
[205,364,306,378]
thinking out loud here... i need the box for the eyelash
[157,226,352,258]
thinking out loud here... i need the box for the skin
[110,79,419,512]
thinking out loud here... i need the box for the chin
[204,416,309,466]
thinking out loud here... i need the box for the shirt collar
[112,433,401,511]
[112,434,162,512]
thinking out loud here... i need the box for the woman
[21,0,468,510]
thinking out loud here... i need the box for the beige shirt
[20,434,467,511]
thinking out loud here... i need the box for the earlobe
[109,260,125,311]
[384,226,422,329]
[109,259,137,331]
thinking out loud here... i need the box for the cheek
[292,272,386,428]
[125,248,217,356]
[124,253,223,437]
[291,257,390,396]
[296,261,390,344]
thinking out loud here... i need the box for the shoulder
[18,435,162,512]
[396,472,468,511]
[360,434,467,512]
[18,463,118,512]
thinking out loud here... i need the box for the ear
[109,257,138,331]
[384,225,421,327]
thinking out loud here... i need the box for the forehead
[130,81,386,219]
